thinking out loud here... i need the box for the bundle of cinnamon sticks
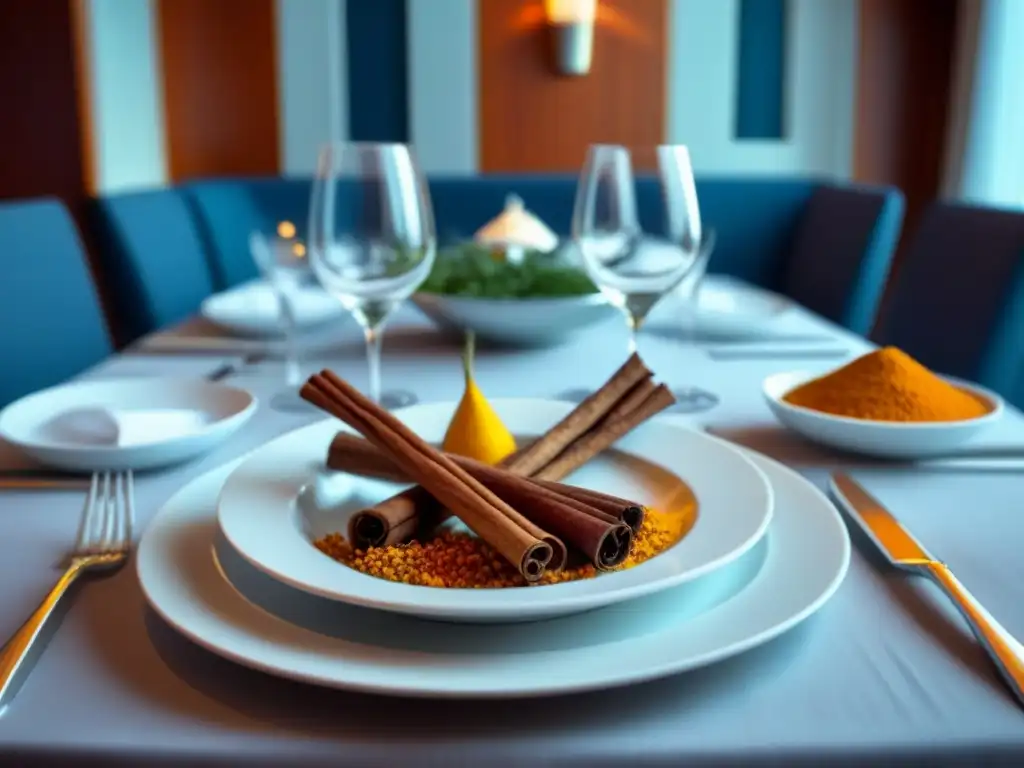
[301,354,675,583]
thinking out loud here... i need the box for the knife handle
[923,562,1024,707]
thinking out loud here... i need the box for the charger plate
[136,447,849,698]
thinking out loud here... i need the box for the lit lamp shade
[474,195,559,254]
[544,0,597,76]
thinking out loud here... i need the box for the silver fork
[0,471,134,711]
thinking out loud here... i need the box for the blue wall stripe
[735,0,787,139]
[346,0,408,142]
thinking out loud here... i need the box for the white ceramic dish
[411,292,618,346]
[201,280,344,337]
[137,447,849,698]
[0,378,256,472]
[217,401,774,623]
[763,370,1004,459]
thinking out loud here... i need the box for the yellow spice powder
[782,346,990,422]
[315,507,695,589]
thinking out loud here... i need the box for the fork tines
[74,471,135,556]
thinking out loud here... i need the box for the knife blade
[829,472,1024,708]
[830,473,930,567]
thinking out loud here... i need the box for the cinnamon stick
[504,353,651,475]
[534,384,677,482]
[464,468,633,570]
[301,372,560,581]
[328,432,647,533]
[349,355,656,548]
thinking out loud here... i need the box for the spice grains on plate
[315,506,695,589]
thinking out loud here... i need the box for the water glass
[571,144,719,413]
[249,227,323,414]
[308,142,435,408]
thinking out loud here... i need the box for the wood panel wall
[479,0,667,172]
[854,0,959,267]
[0,0,90,206]
[157,0,281,181]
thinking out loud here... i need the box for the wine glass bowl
[309,143,436,408]
[572,145,706,350]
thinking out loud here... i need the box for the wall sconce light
[544,0,597,76]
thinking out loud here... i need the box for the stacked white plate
[136,399,850,698]
[200,279,345,337]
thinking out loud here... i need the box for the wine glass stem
[275,285,301,387]
[625,312,640,356]
[364,324,383,403]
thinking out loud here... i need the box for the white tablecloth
[2,294,1023,766]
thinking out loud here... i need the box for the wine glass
[308,142,435,408]
[570,144,719,413]
[249,226,322,414]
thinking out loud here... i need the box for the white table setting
[3,142,1024,767]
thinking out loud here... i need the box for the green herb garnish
[420,243,597,299]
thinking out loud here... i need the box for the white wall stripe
[79,0,167,193]
[276,0,348,176]
[667,0,856,178]
[407,0,478,175]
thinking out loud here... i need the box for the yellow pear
[442,332,517,464]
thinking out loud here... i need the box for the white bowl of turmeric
[762,347,1004,459]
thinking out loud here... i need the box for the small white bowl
[763,370,1004,459]
[0,378,257,472]
[411,292,618,347]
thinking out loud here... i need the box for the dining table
[2,286,1024,767]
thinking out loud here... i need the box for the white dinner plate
[137,447,849,698]
[201,280,344,337]
[764,370,1005,459]
[217,400,774,623]
[0,378,256,472]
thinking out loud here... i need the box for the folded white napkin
[43,407,209,447]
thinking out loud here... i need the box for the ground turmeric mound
[782,347,991,422]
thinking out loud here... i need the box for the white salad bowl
[411,292,618,347]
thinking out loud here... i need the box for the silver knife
[830,472,1024,708]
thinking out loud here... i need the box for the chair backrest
[0,198,111,407]
[873,201,1024,407]
[783,183,905,335]
[92,189,216,343]
[183,177,313,290]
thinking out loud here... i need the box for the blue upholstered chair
[92,189,216,343]
[0,198,111,407]
[183,177,313,290]
[427,175,904,335]
[873,201,1024,409]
